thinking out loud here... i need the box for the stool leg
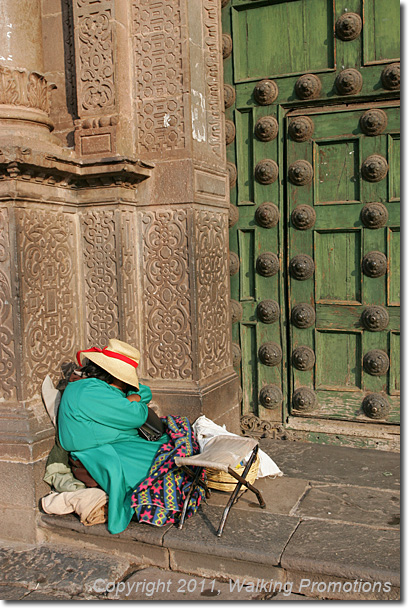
[227,468,266,509]
[181,465,211,498]
[216,445,258,537]
[178,466,203,530]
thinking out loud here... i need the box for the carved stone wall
[16,208,78,393]
[0,67,55,114]
[0,207,17,402]
[120,209,139,347]
[202,0,224,161]
[140,208,193,380]
[195,208,230,379]
[132,0,187,156]
[75,0,116,115]
[81,209,120,346]
[73,0,119,156]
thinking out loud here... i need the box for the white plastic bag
[193,415,282,479]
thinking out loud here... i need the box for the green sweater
[58,377,168,534]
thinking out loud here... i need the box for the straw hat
[76,339,140,389]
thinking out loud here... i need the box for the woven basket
[205,454,260,493]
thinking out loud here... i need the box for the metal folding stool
[175,435,266,537]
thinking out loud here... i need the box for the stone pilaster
[132,0,239,430]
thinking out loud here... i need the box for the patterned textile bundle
[131,415,206,527]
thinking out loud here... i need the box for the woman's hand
[126,394,141,402]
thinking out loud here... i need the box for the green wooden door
[223,0,400,449]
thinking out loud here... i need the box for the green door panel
[232,0,335,82]
[363,0,401,65]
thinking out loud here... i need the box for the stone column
[132,0,239,431]
[0,0,59,149]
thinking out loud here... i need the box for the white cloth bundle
[192,416,282,479]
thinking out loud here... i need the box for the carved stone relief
[74,0,116,114]
[17,208,77,391]
[133,0,186,154]
[0,208,17,401]
[202,0,224,159]
[195,210,230,378]
[141,209,193,380]
[241,413,276,438]
[81,209,120,346]
[62,0,77,117]
[0,66,55,114]
[120,211,138,346]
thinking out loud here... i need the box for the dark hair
[81,360,116,384]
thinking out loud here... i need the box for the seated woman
[57,339,170,535]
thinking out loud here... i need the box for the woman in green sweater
[57,339,169,535]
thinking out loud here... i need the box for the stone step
[37,439,400,600]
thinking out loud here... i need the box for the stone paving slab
[0,544,131,597]
[295,485,400,528]
[163,503,299,566]
[259,440,400,490]
[281,519,400,586]
[207,476,310,516]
